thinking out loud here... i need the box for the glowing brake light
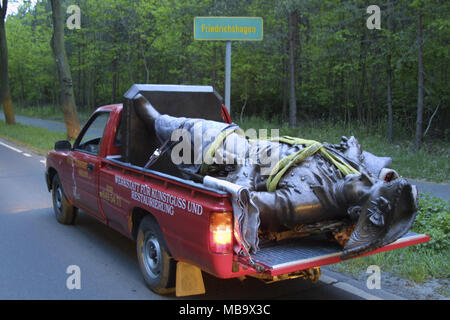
[209,212,233,254]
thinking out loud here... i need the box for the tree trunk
[414,13,424,151]
[357,20,368,124]
[19,65,25,106]
[386,0,393,143]
[358,50,366,124]
[77,44,81,105]
[281,40,288,124]
[82,34,87,107]
[111,57,118,104]
[0,0,15,124]
[369,65,377,127]
[387,55,393,142]
[50,0,80,139]
[340,70,344,121]
[93,68,98,109]
[212,42,217,88]
[288,10,297,127]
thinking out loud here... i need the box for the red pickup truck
[45,85,429,297]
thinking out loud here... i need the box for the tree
[287,9,298,127]
[386,0,394,142]
[414,11,424,151]
[0,0,15,124]
[2,0,447,142]
[50,0,80,139]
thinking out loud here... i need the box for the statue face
[340,173,373,205]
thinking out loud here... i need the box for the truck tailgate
[251,232,429,276]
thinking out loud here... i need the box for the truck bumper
[249,232,430,277]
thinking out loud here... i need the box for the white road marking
[332,282,382,300]
[0,141,23,153]
[320,273,383,300]
[0,139,47,165]
[319,275,338,285]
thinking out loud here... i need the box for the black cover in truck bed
[121,84,223,174]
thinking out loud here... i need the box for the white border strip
[332,282,382,300]
[0,141,23,153]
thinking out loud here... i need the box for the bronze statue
[134,94,419,259]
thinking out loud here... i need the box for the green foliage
[413,193,450,251]
[11,104,91,124]
[330,179,449,283]
[331,244,449,283]
[330,193,449,283]
[0,119,69,153]
[3,0,449,141]
[6,1,56,107]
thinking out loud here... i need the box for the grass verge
[5,105,92,123]
[328,194,449,284]
[329,246,449,283]
[0,119,69,155]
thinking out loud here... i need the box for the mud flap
[175,262,206,297]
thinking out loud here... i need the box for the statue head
[341,177,418,259]
[337,173,374,206]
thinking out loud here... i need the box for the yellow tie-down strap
[199,126,245,175]
[263,136,360,192]
[201,132,360,192]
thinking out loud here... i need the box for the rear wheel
[136,216,176,294]
[52,174,77,225]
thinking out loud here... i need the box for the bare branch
[423,100,441,137]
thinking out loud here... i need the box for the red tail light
[209,212,233,254]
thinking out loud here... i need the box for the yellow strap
[201,133,359,191]
[199,127,244,175]
[265,137,359,192]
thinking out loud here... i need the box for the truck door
[70,112,110,222]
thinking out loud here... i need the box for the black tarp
[121,84,223,176]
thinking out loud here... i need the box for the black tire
[52,174,77,225]
[136,215,176,294]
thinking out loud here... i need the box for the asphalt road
[410,180,449,200]
[0,137,410,301]
[0,114,70,132]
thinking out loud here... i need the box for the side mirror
[55,140,72,151]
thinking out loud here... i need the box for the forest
[0,0,448,146]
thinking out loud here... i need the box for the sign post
[194,17,263,114]
[225,41,231,111]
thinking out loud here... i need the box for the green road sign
[194,17,263,41]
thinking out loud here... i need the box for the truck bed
[106,155,225,195]
[106,155,430,277]
[252,232,430,276]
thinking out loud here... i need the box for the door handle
[87,163,94,171]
